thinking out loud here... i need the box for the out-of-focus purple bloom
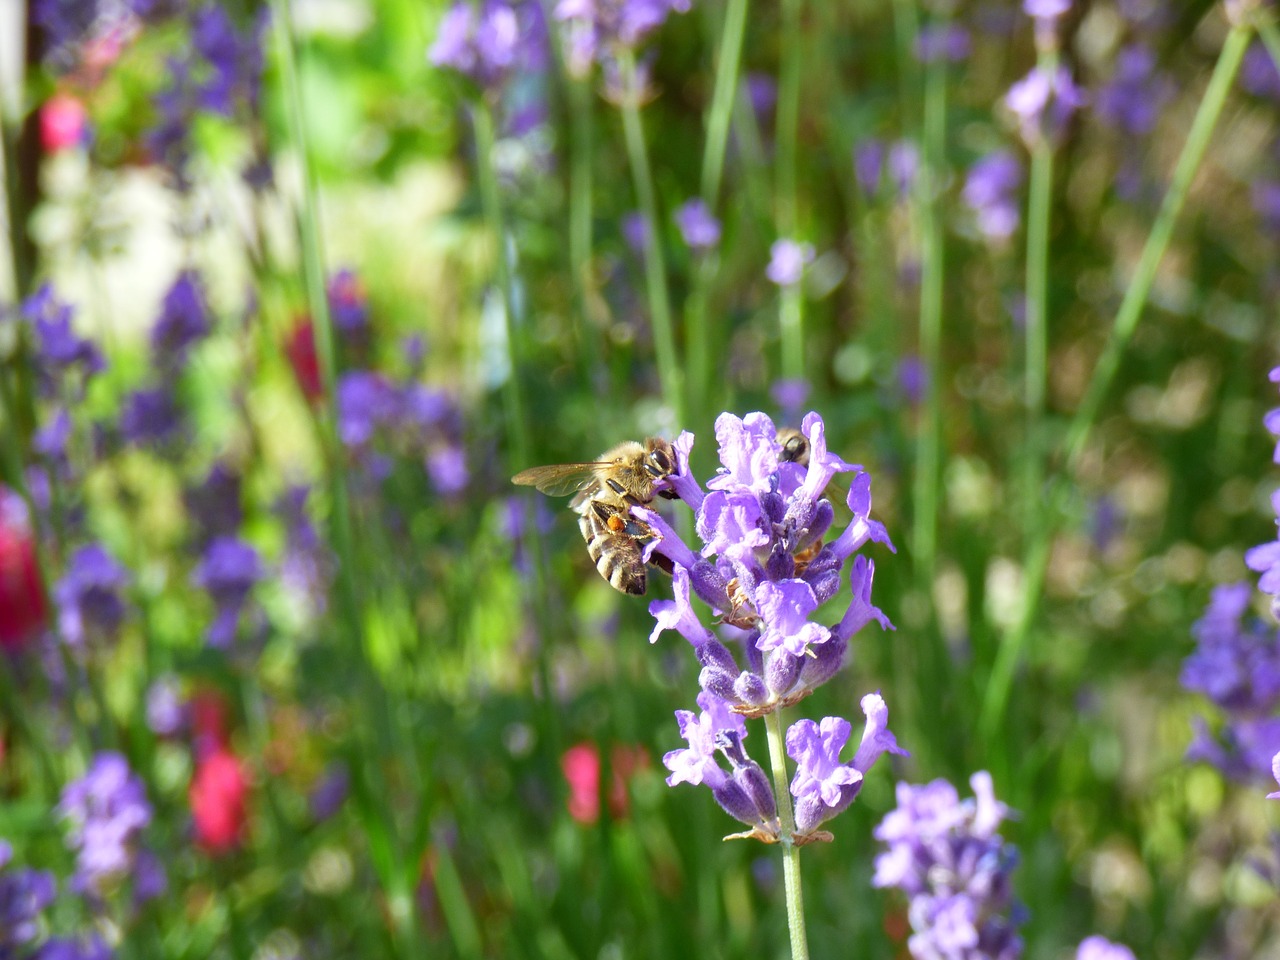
[766,240,815,286]
[914,24,970,63]
[1006,64,1086,147]
[277,485,333,617]
[336,373,400,449]
[23,285,105,398]
[1077,935,1136,960]
[1246,368,1280,614]
[193,537,264,649]
[0,840,56,954]
[427,445,469,497]
[963,151,1023,241]
[1253,181,1280,236]
[1182,582,1280,783]
[674,199,722,250]
[1023,0,1070,19]
[431,1,541,91]
[38,933,116,960]
[327,269,372,346]
[146,675,186,738]
[33,409,73,469]
[58,752,156,896]
[622,211,649,254]
[745,72,777,117]
[1089,495,1120,553]
[1097,45,1171,137]
[874,772,1025,960]
[185,462,242,547]
[787,694,906,833]
[888,140,920,196]
[1269,751,1280,799]
[898,355,927,406]
[119,387,182,447]
[1242,42,1280,100]
[554,0,692,76]
[309,763,350,821]
[771,379,809,424]
[54,543,129,647]
[151,271,211,370]
[854,139,885,197]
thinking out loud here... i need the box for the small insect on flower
[512,438,678,596]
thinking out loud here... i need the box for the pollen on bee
[607,514,628,533]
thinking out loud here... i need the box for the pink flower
[561,742,648,824]
[0,491,46,652]
[40,94,87,153]
[190,747,249,853]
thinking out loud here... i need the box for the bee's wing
[511,462,606,497]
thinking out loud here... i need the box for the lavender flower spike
[55,544,129,647]
[58,752,156,896]
[0,841,56,955]
[1077,936,1136,960]
[648,566,713,646]
[1269,751,1280,799]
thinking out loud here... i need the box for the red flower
[0,493,46,652]
[189,747,249,853]
[560,741,648,824]
[41,93,87,153]
[284,319,323,402]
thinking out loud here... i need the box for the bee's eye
[651,450,671,472]
[784,437,807,459]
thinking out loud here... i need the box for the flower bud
[734,671,769,706]
[765,650,801,697]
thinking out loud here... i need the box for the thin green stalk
[763,707,809,960]
[979,22,1252,739]
[1260,17,1280,73]
[775,0,803,382]
[700,0,750,206]
[889,0,921,141]
[1022,109,1054,551]
[617,49,685,428]
[568,77,601,395]
[910,40,948,589]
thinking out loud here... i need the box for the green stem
[763,707,809,960]
[700,0,750,207]
[617,50,685,428]
[980,22,1252,739]
[775,0,803,382]
[568,77,601,396]
[910,37,948,589]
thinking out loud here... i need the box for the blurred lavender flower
[119,387,183,448]
[146,675,186,738]
[1182,583,1280,783]
[58,752,159,897]
[963,151,1023,241]
[185,463,243,548]
[1253,181,1280,236]
[1097,45,1171,137]
[1077,936,1136,960]
[277,485,333,616]
[898,356,927,406]
[39,933,116,959]
[309,763,350,821]
[193,537,264,649]
[787,694,906,834]
[744,72,777,119]
[888,141,920,197]
[1242,43,1280,100]
[0,840,56,955]
[34,0,141,69]
[874,772,1025,960]
[327,269,372,349]
[854,139,885,197]
[430,1,533,91]
[674,199,722,250]
[150,271,211,371]
[427,446,469,497]
[770,379,809,424]
[54,543,129,647]
[23,285,104,398]
[914,24,970,63]
[1023,0,1070,19]
[622,211,649,255]
[640,410,893,723]
[766,240,815,286]
[1245,367,1280,612]
[1269,752,1280,799]
[554,0,692,76]
[1006,65,1085,147]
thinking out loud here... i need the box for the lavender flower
[854,139,885,197]
[23,285,104,398]
[185,463,243,547]
[0,840,56,955]
[119,387,183,448]
[963,152,1023,241]
[554,0,691,76]
[277,485,333,616]
[150,271,211,370]
[1245,366,1280,614]
[1077,936,1136,960]
[430,1,525,90]
[874,772,1025,960]
[146,675,186,738]
[427,445,469,497]
[54,544,129,647]
[309,763,350,821]
[192,537,264,649]
[1096,45,1171,137]
[674,199,722,250]
[766,240,815,286]
[58,752,157,897]
[1181,583,1280,784]
[1005,65,1085,147]
[914,24,971,63]
[787,694,906,834]
[1269,752,1280,799]
[328,269,372,347]
[37,934,115,960]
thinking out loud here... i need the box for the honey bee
[777,427,810,466]
[512,438,677,596]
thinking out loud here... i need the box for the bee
[512,438,677,596]
[777,427,810,466]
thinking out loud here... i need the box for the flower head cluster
[54,544,129,648]
[1245,366,1280,613]
[963,152,1023,242]
[0,840,56,955]
[873,772,1025,960]
[57,752,161,898]
[1005,64,1085,148]
[674,199,722,251]
[336,371,468,496]
[1077,936,1136,960]
[1181,583,1280,784]
[645,412,899,840]
[150,271,212,372]
[1097,45,1171,138]
[192,537,264,649]
[22,286,104,400]
[766,240,815,287]
[276,485,334,617]
[430,0,547,93]
[554,0,691,77]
